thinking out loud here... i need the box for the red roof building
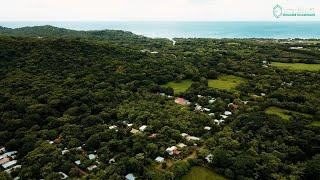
[149,133,157,139]
[0,157,10,165]
[173,149,181,155]
[175,98,190,105]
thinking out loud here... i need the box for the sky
[0,0,320,21]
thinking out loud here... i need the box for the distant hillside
[0,25,172,48]
[0,26,10,30]
[0,25,147,41]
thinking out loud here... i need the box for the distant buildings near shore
[0,147,21,179]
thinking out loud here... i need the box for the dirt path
[183,150,197,161]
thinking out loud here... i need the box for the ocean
[0,21,320,39]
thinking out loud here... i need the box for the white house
[203,108,210,112]
[166,146,178,155]
[195,104,203,111]
[220,115,228,119]
[109,158,116,164]
[87,165,98,171]
[242,100,249,105]
[61,149,69,155]
[224,111,232,116]
[2,160,17,169]
[205,154,213,163]
[209,98,216,104]
[74,160,81,166]
[186,136,200,141]
[208,113,215,116]
[125,173,136,180]
[181,133,200,141]
[214,119,225,125]
[0,151,17,160]
[140,49,149,53]
[204,126,211,130]
[181,133,189,137]
[139,125,147,131]
[290,47,303,49]
[5,165,21,174]
[109,125,117,130]
[155,156,165,163]
[58,172,69,179]
[88,154,96,160]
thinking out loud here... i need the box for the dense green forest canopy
[0,26,319,180]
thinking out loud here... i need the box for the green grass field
[265,106,312,121]
[162,80,192,94]
[181,166,226,180]
[265,107,292,121]
[208,75,245,90]
[271,62,320,72]
[309,121,320,127]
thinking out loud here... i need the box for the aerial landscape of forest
[0,25,319,179]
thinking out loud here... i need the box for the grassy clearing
[265,107,291,121]
[162,80,192,94]
[181,166,226,180]
[265,106,312,121]
[309,121,320,127]
[271,62,320,72]
[208,75,245,90]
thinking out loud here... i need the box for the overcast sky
[0,0,320,21]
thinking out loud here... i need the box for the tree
[0,171,11,180]
[171,161,190,178]
[304,154,320,179]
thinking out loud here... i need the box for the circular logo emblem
[273,5,283,18]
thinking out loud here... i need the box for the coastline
[1,21,320,39]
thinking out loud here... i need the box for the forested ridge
[0,26,319,180]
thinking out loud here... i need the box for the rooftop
[130,128,140,134]
[139,125,147,131]
[2,160,17,169]
[177,143,187,148]
[125,173,136,180]
[87,165,98,171]
[88,154,96,160]
[155,156,164,162]
[75,160,81,165]
[58,172,69,179]
[0,157,10,165]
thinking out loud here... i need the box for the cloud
[0,0,319,21]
